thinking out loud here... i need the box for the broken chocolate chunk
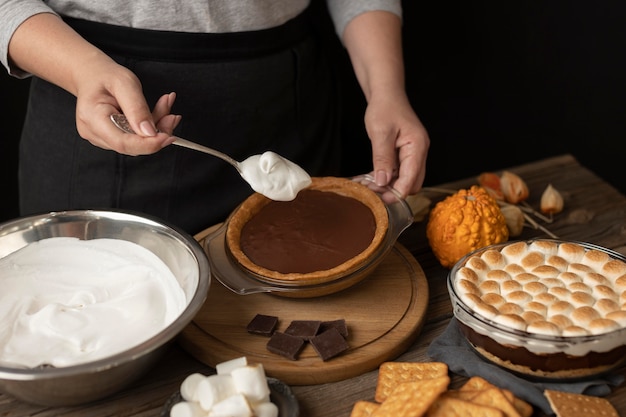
[266,332,305,361]
[319,319,348,338]
[310,328,350,361]
[284,320,321,340]
[246,314,278,336]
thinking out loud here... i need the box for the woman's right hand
[8,13,179,155]
[73,56,183,155]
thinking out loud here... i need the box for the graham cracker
[471,388,521,417]
[440,390,482,402]
[459,376,532,417]
[459,376,497,392]
[544,389,619,417]
[375,361,448,402]
[372,376,450,417]
[350,401,380,417]
[427,396,505,417]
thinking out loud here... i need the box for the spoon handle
[171,138,241,172]
[110,114,241,172]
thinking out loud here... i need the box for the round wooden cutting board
[177,241,428,386]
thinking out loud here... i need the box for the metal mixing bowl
[0,210,211,406]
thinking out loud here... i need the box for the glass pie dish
[448,238,626,380]
[203,174,414,298]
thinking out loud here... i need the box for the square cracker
[427,396,504,417]
[510,396,533,417]
[350,401,380,417]
[439,390,481,402]
[544,390,619,417]
[460,377,532,417]
[375,362,448,402]
[471,388,521,417]
[460,376,496,392]
[372,376,450,417]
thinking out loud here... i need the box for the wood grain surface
[177,244,429,385]
[2,154,626,417]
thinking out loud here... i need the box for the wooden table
[2,154,626,417]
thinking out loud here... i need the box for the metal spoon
[110,113,241,173]
[110,113,312,201]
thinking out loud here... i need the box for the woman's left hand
[365,91,429,198]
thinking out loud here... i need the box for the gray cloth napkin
[427,318,625,415]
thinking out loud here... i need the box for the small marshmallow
[208,393,252,417]
[180,373,207,402]
[216,356,248,375]
[170,400,207,417]
[197,374,236,411]
[252,401,279,417]
[231,364,271,403]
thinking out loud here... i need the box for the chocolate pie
[449,239,626,379]
[226,176,389,284]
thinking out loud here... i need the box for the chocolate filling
[239,189,376,274]
[458,321,626,372]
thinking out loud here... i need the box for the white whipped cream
[239,151,311,201]
[0,237,186,368]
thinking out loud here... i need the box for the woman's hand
[365,91,429,198]
[73,58,181,154]
[342,10,430,198]
[8,13,180,155]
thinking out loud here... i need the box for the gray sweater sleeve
[326,0,402,41]
[0,0,402,77]
[0,0,58,77]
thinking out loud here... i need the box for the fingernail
[167,92,176,107]
[375,170,389,186]
[140,121,157,136]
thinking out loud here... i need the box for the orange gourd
[426,186,509,268]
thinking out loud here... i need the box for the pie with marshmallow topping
[450,239,626,379]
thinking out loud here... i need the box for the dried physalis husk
[540,184,564,214]
[500,171,529,204]
[477,172,504,200]
[500,204,525,237]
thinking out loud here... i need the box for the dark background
[2,1,625,223]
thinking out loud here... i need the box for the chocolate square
[246,314,278,336]
[319,319,349,338]
[266,332,305,361]
[310,328,350,361]
[284,320,321,340]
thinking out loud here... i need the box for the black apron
[19,7,341,234]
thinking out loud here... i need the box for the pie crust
[226,176,389,283]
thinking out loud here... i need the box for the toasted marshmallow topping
[454,240,626,355]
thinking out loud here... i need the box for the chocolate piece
[284,320,321,340]
[310,328,350,361]
[246,314,278,336]
[266,332,305,361]
[319,319,349,338]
